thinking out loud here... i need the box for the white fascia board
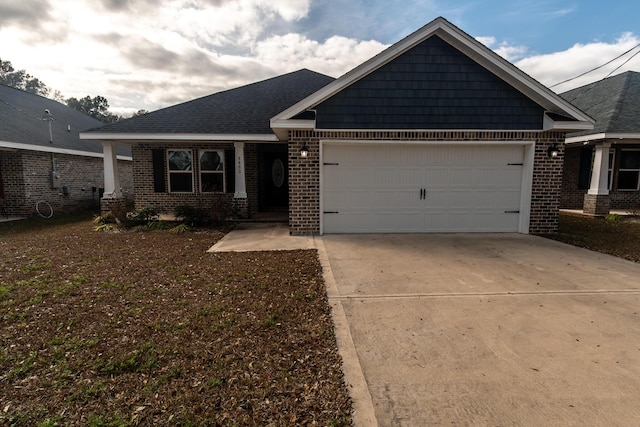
[79,132,278,142]
[270,119,316,141]
[295,126,580,135]
[565,132,640,144]
[0,140,132,161]
[270,17,594,127]
[543,114,594,131]
[270,119,316,129]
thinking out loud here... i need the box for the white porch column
[102,141,122,198]
[234,141,247,198]
[588,142,611,196]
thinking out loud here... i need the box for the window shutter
[152,149,166,193]
[225,149,235,194]
[578,148,592,190]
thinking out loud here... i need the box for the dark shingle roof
[0,84,131,156]
[560,71,640,137]
[85,69,335,135]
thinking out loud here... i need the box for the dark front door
[259,146,288,211]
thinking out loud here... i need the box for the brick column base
[232,197,249,219]
[583,194,610,216]
[101,197,128,222]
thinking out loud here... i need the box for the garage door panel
[322,143,526,233]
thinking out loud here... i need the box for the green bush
[173,205,211,227]
[125,207,159,225]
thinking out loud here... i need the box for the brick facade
[288,130,566,235]
[131,142,259,219]
[0,150,132,217]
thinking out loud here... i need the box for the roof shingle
[561,71,640,136]
[0,84,132,155]
[85,69,335,136]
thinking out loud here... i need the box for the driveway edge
[314,236,378,427]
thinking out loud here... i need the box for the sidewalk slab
[208,222,314,252]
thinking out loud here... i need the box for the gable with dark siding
[314,35,544,130]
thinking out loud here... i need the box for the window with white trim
[199,150,225,193]
[618,149,640,191]
[167,150,194,192]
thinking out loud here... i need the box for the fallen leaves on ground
[546,213,640,263]
[0,215,352,426]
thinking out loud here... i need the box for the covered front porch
[563,137,640,216]
[98,139,290,222]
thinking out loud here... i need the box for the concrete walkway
[210,226,640,426]
[208,222,314,252]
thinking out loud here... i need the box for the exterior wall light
[547,143,560,159]
[300,142,309,158]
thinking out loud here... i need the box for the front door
[259,146,288,211]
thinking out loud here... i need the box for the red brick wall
[131,142,259,219]
[0,150,132,217]
[288,130,566,235]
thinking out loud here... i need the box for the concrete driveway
[317,233,640,426]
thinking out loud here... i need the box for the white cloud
[476,36,529,62]
[516,32,640,92]
[2,0,639,117]
[253,33,388,77]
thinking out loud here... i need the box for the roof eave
[0,140,132,160]
[565,132,640,144]
[270,120,316,141]
[543,114,594,132]
[79,132,279,142]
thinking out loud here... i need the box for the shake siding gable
[315,35,544,130]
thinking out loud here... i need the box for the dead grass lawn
[0,215,351,426]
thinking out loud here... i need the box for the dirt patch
[547,213,640,263]
[0,216,352,425]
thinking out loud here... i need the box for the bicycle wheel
[36,200,54,219]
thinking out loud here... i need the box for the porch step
[237,212,288,223]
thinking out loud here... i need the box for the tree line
[0,58,147,123]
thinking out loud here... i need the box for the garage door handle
[419,188,427,200]
[504,210,520,214]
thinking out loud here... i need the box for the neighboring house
[81,17,593,234]
[560,71,640,215]
[0,84,133,217]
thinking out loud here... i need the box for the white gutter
[0,140,132,160]
[79,132,279,142]
[565,132,640,144]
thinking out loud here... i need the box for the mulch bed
[546,213,640,263]
[0,216,352,426]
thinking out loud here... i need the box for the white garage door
[322,143,526,233]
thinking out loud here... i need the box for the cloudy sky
[1,0,639,115]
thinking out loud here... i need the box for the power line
[549,42,640,88]
[604,49,640,78]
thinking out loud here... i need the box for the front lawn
[0,216,351,426]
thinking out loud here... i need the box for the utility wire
[549,42,640,88]
[604,49,640,78]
